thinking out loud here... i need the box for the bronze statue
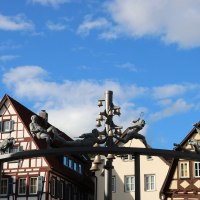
[188,138,200,154]
[29,115,52,148]
[65,129,107,147]
[114,118,148,148]
[174,138,200,154]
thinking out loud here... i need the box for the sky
[1,0,200,150]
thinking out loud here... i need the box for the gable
[0,95,50,168]
[161,122,200,198]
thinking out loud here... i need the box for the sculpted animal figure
[0,137,15,152]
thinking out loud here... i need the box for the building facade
[0,94,94,200]
[161,122,200,200]
[95,138,170,200]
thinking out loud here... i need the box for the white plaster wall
[8,105,16,115]
[96,139,169,200]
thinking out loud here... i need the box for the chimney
[39,110,48,126]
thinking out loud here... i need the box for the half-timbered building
[161,122,200,200]
[0,94,94,200]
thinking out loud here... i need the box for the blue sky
[1,0,200,149]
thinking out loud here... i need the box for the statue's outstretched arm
[132,118,140,123]
[113,135,127,143]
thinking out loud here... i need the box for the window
[145,175,155,191]
[63,156,68,166]
[74,162,78,171]
[68,159,73,169]
[5,146,23,154]
[50,177,56,197]
[4,146,23,162]
[0,178,8,195]
[122,155,135,161]
[0,120,14,132]
[57,181,64,199]
[180,162,189,178]
[194,162,200,177]
[112,176,116,192]
[122,155,129,160]
[60,182,64,199]
[18,178,26,195]
[63,156,83,174]
[29,177,37,194]
[78,164,82,174]
[125,176,135,192]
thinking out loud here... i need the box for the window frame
[144,174,156,191]
[29,177,38,195]
[0,178,8,196]
[57,180,64,199]
[0,120,14,133]
[50,177,56,197]
[180,161,190,178]
[18,178,27,195]
[112,176,116,193]
[194,162,200,177]
[122,155,129,161]
[124,175,135,192]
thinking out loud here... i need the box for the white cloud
[2,66,200,138]
[0,13,34,31]
[2,66,147,137]
[152,83,200,99]
[105,0,200,48]
[116,62,138,72]
[46,21,66,31]
[149,98,193,122]
[0,41,21,51]
[0,55,19,62]
[77,16,110,36]
[29,0,70,7]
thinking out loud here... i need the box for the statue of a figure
[174,138,200,154]
[29,115,52,148]
[114,118,148,148]
[65,129,107,147]
[193,123,200,134]
[0,137,15,152]
[188,138,200,154]
[49,126,69,146]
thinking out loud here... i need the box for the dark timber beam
[0,147,199,162]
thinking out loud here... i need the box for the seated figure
[29,115,52,148]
